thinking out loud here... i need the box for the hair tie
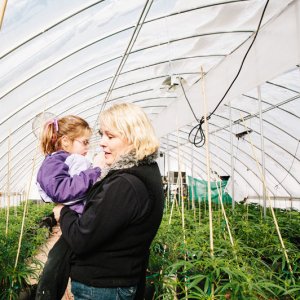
[53,119,59,132]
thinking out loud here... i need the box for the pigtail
[40,120,60,155]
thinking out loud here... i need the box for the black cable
[179,78,207,147]
[187,0,270,148]
[179,78,198,122]
[188,117,207,147]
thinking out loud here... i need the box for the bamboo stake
[241,115,294,279]
[204,193,207,216]
[168,189,176,225]
[200,67,214,258]
[216,178,221,233]
[12,109,53,292]
[12,140,40,294]
[192,179,196,221]
[14,193,17,216]
[166,135,171,212]
[176,148,186,247]
[176,126,188,300]
[0,0,8,30]
[173,176,181,216]
[215,178,234,247]
[198,198,201,225]
[200,66,214,298]
[229,101,235,209]
[5,131,11,236]
[190,145,196,221]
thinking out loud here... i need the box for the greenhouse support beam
[249,196,300,201]
[99,0,153,112]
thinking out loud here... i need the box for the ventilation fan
[161,75,181,91]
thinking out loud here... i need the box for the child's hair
[99,103,159,160]
[40,115,92,155]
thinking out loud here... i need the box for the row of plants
[148,202,300,299]
[0,202,54,300]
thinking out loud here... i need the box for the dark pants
[35,236,72,300]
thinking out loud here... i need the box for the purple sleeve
[37,155,101,203]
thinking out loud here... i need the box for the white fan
[32,112,56,139]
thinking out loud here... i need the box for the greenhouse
[0,0,300,299]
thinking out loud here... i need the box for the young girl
[35,115,104,300]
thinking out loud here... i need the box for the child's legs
[35,236,72,300]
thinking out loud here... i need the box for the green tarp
[187,176,232,204]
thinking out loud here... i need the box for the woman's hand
[53,204,64,222]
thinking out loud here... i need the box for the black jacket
[59,159,164,289]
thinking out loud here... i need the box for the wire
[187,0,270,148]
[274,139,300,189]
[179,78,198,122]
[188,118,207,147]
[179,78,207,147]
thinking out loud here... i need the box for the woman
[53,102,164,300]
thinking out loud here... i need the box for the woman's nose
[99,137,106,147]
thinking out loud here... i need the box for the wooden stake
[13,140,40,274]
[241,114,294,280]
[215,178,235,248]
[176,140,186,248]
[200,66,215,298]
[0,0,8,30]
[5,131,11,236]
[200,67,214,258]
[190,145,196,221]
[198,198,201,225]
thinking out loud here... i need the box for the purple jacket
[37,151,101,213]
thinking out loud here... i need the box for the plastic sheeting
[0,0,299,208]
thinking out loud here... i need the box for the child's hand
[93,151,106,169]
[53,204,64,222]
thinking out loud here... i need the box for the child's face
[62,133,91,156]
[70,134,91,156]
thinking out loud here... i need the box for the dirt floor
[28,225,73,300]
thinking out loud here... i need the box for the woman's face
[99,128,131,166]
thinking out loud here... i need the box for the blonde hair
[99,103,159,160]
[40,115,91,155]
